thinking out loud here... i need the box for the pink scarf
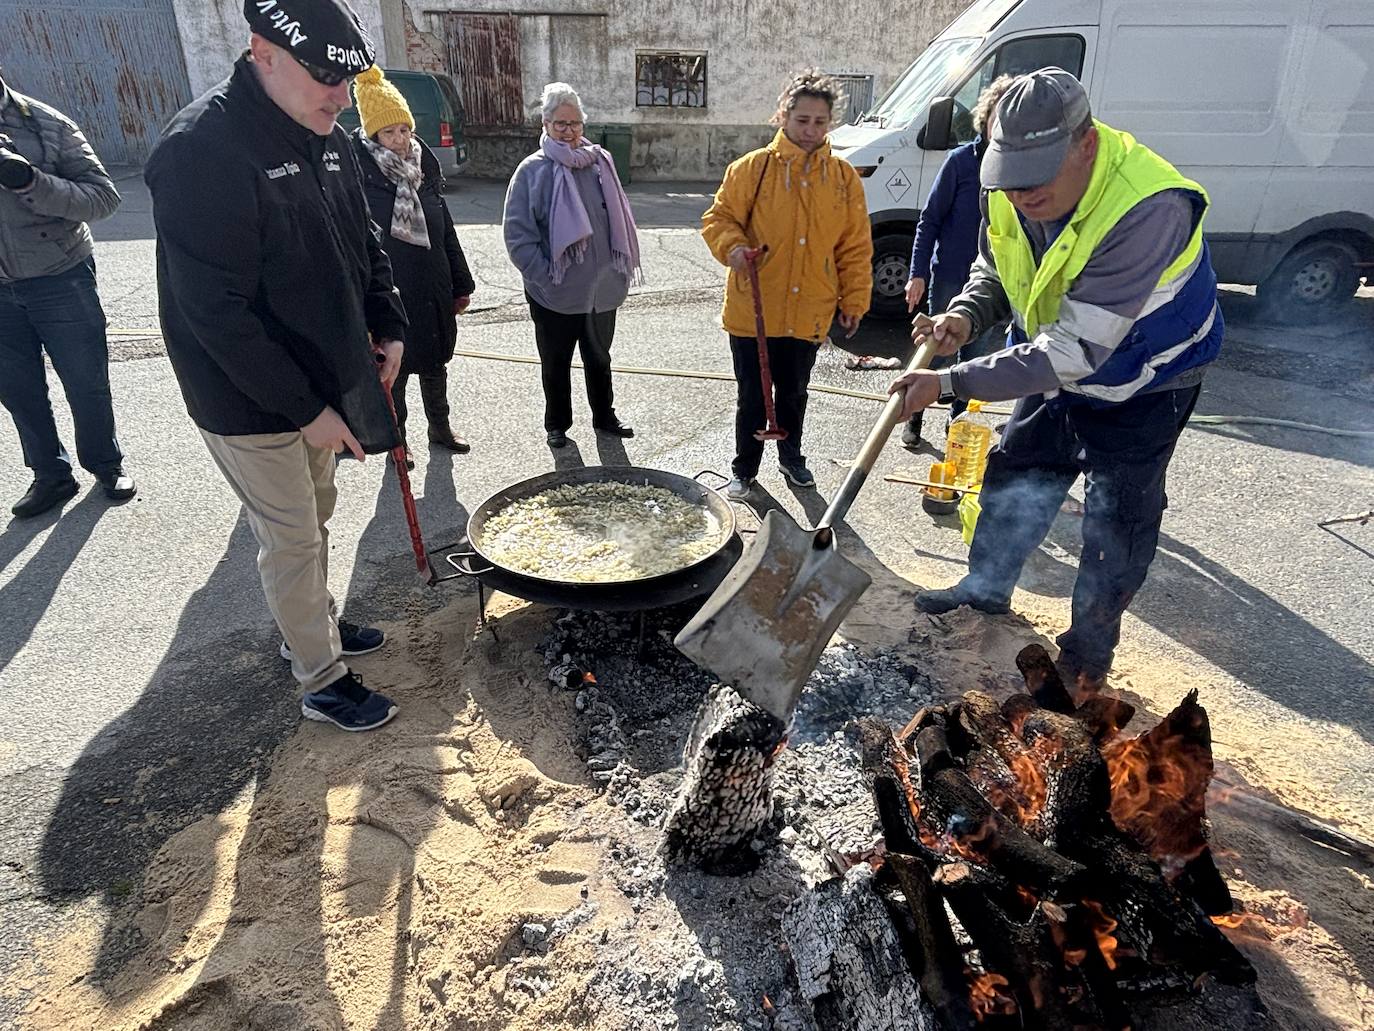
[539,132,643,287]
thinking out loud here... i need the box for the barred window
[828,73,876,124]
[635,52,707,108]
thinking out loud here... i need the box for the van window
[866,36,982,129]
[949,34,1086,144]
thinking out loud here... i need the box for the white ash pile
[792,644,936,743]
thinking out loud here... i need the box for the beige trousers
[201,429,346,693]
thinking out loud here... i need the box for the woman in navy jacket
[902,75,1013,447]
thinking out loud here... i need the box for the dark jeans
[962,384,1202,678]
[528,296,618,432]
[729,335,818,479]
[390,367,450,440]
[0,257,123,482]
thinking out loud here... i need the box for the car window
[949,34,1086,144]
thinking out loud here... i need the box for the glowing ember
[761,994,775,1015]
[967,970,1016,1021]
[1083,901,1121,970]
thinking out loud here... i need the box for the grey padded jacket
[0,79,121,283]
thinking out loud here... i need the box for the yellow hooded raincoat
[702,130,873,343]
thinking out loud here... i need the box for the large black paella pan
[443,466,742,612]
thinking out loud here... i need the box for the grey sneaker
[726,476,754,500]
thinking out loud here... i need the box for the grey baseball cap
[981,67,1092,191]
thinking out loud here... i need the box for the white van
[829,0,1374,322]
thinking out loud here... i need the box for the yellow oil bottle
[945,400,995,490]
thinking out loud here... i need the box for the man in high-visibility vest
[890,67,1222,692]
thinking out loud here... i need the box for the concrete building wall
[393,0,968,180]
[172,0,392,98]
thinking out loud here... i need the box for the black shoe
[403,446,416,471]
[96,468,137,501]
[280,619,385,661]
[11,476,79,518]
[594,421,634,439]
[913,584,1011,615]
[778,462,816,488]
[547,429,568,448]
[302,671,398,732]
[901,415,924,449]
[428,422,471,454]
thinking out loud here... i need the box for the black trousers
[0,257,124,481]
[962,383,1201,678]
[729,335,818,479]
[528,297,618,432]
[390,367,450,441]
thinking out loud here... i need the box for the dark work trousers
[729,335,818,479]
[0,257,124,483]
[390,368,450,441]
[962,383,1202,679]
[527,296,618,432]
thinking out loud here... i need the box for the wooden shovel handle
[816,338,940,540]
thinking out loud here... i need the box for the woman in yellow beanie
[351,65,475,466]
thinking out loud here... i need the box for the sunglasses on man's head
[293,54,352,87]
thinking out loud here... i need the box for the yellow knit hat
[354,66,414,139]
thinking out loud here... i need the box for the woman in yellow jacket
[702,71,873,499]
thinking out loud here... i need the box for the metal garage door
[0,0,191,166]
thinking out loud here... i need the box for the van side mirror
[921,96,955,151]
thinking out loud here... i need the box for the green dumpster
[598,124,633,184]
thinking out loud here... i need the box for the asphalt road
[1,174,1371,1021]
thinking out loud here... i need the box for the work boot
[11,476,79,518]
[901,413,924,449]
[428,421,471,454]
[546,429,568,448]
[913,581,1011,615]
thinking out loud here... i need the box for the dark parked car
[340,69,467,183]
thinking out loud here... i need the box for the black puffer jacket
[144,56,406,452]
[353,132,474,376]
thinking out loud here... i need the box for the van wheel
[1257,240,1360,323]
[870,232,916,320]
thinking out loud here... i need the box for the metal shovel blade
[674,508,872,721]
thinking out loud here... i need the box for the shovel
[675,336,940,721]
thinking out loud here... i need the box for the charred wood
[1015,644,1076,713]
[883,854,978,1031]
[1072,696,1137,745]
[782,864,940,1031]
[661,683,784,871]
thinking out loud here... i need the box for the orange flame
[1009,749,1049,824]
[1083,901,1121,970]
[1211,907,1308,940]
[967,971,1016,1021]
[1103,729,1210,874]
[582,671,597,684]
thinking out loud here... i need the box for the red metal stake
[743,246,788,443]
[375,349,436,584]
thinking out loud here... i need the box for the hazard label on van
[885,168,911,203]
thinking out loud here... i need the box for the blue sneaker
[301,672,398,732]
[778,462,816,488]
[280,619,385,661]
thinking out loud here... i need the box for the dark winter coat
[0,79,121,282]
[353,133,474,376]
[144,56,407,452]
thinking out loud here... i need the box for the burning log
[781,864,941,1031]
[937,862,1126,1030]
[1102,690,1233,914]
[661,683,785,870]
[883,854,979,1031]
[1015,644,1076,713]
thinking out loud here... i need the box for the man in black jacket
[145,0,408,732]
